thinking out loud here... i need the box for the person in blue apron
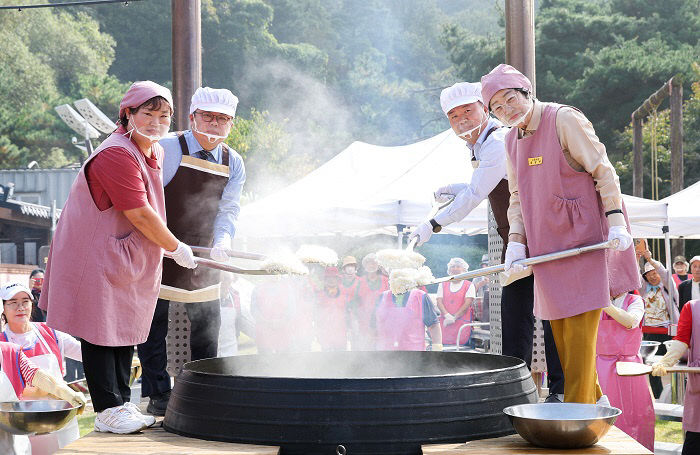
[137,87,246,416]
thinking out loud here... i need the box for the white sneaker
[596,395,611,407]
[124,401,157,427]
[94,405,148,434]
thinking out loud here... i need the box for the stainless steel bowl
[640,340,661,363]
[503,403,621,449]
[0,400,80,435]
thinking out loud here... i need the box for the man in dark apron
[137,87,246,416]
[410,81,564,401]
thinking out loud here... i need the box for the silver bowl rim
[640,340,661,346]
[503,403,622,421]
[0,400,81,413]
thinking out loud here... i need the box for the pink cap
[480,64,533,108]
[118,81,173,119]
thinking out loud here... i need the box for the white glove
[602,304,639,329]
[170,241,197,269]
[410,221,434,246]
[434,183,467,203]
[31,369,87,414]
[444,314,456,326]
[504,241,527,272]
[608,225,633,251]
[210,242,231,263]
[651,340,688,376]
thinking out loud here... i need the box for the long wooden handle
[425,240,617,286]
[190,245,267,261]
[616,361,700,376]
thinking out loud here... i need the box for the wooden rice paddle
[616,361,700,376]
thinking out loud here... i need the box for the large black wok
[163,351,537,455]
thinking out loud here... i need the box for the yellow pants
[549,309,603,404]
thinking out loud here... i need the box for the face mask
[123,117,167,142]
[500,97,534,128]
[192,118,228,144]
[454,110,488,139]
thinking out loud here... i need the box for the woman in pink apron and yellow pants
[1,282,84,454]
[653,299,700,454]
[596,292,654,451]
[481,64,640,404]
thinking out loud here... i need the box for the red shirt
[85,146,160,211]
[675,303,693,345]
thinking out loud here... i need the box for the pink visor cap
[480,64,533,108]
[118,81,173,119]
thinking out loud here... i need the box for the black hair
[30,268,44,278]
[118,96,173,128]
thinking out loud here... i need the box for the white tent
[660,180,700,239]
[236,129,671,241]
[236,130,488,238]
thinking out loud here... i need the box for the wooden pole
[505,0,536,95]
[670,77,684,257]
[632,116,643,197]
[171,0,202,132]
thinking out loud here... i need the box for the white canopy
[236,129,672,240]
[660,180,700,239]
[237,130,488,238]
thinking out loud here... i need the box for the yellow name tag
[528,156,543,166]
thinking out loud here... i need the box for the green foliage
[0,4,117,169]
[227,109,315,196]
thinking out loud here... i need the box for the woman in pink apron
[0,332,85,454]
[481,64,640,403]
[374,289,443,351]
[653,299,700,455]
[596,292,654,451]
[314,267,349,351]
[39,82,196,435]
[352,254,388,350]
[436,258,475,346]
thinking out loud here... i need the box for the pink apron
[39,128,166,346]
[596,294,654,451]
[440,281,473,345]
[354,275,388,349]
[0,343,30,454]
[375,290,425,351]
[684,300,700,432]
[1,324,63,376]
[314,288,348,351]
[505,103,641,320]
[253,280,295,353]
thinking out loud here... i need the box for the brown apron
[473,126,510,263]
[159,133,230,303]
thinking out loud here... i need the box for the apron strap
[177,131,190,155]
[471,125,502,163]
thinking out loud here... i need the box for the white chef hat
[447,257,469,274]
[190,87,239,118]
[440,82,483,115]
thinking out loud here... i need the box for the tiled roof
[2,199,61,220]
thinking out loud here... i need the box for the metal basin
[0,400,80,435]
[164,351,538,455]
[639,340,660,363]
[503,403,621,449]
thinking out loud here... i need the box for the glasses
[4,298,32,309]
[195,111,233,124]
[31,277,43,286]
[490,91,525,116]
